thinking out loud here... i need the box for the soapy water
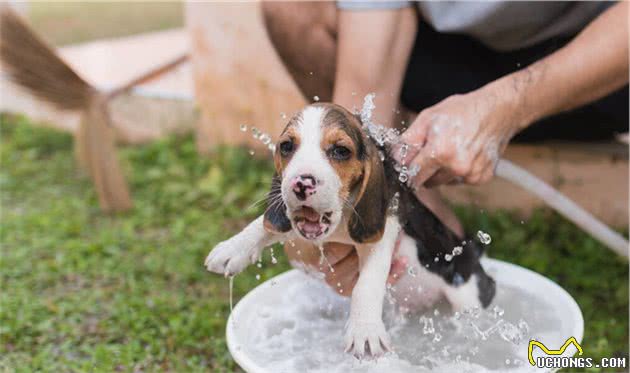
[234,270,565,373]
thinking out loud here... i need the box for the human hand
[395,87,522,188]
[284,239,408,296]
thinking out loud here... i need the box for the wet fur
[381,149,496,307]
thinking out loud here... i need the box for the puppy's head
[263,104,387,244]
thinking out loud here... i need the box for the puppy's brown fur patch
[320,105,387,244]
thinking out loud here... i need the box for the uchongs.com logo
[528,337,627,370]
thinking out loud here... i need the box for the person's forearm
[485,2,629,132]
[332,7,417,127]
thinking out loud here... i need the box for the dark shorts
[400,21,629,142]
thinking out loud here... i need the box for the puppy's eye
[279,140,294,156]
[329,145,351,160]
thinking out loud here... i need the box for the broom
[0,7,187,212]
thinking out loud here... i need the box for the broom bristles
[0,7,94,110]
[0,7,132,212]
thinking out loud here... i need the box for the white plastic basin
[226,258,584,372]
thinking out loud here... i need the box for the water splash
[229,275,234,313]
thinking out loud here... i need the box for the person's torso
[418,1,613,51]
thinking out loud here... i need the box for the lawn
[0,115,627,372]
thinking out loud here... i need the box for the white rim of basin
[225,258,584,373]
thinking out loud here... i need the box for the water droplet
[259,133,270,145]
[398,172,408,183]
[492,305,505,318]
[505,359,511,365]
[270,247,278,264]
[434,256,439,262]
[388,192,400,213]
[444,254,453,262]
[255,274,261,280]
[408,164,420,178]
[378,151,385,162]
[420,316,435,335]
[407,266,417,277]
[433,309,440,316]
[477,230,492,245]
[239,124,248,132]
[336,282,341,287]
[249,150,255,156]
[313,95,320,102]
[251,127,260,139]
[256,262,262,268]
[309,71,313,75]
[452,246,463,256]
[399,144,409,159]
[268,143,276,152]
[433,333,442,343]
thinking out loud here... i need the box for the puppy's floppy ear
[263,173,291,234]
[348,148,387,243]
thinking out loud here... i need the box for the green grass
[0,115,627,372]
[27,2,183,46]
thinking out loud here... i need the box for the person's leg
[261,1,337,102]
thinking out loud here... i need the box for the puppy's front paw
[344,319,392,359]
[204,238,260,277]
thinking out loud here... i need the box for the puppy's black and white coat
[205,103,495,358]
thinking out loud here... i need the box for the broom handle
[106,53,189,100]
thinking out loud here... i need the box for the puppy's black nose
[291,174,317,201]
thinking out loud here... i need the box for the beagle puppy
[205,103,495,358]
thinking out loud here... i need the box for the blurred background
[0,2,627,372]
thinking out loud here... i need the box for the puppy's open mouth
[293,206,332,240]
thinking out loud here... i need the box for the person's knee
[261,2,304,45]
[261,2,335,52]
